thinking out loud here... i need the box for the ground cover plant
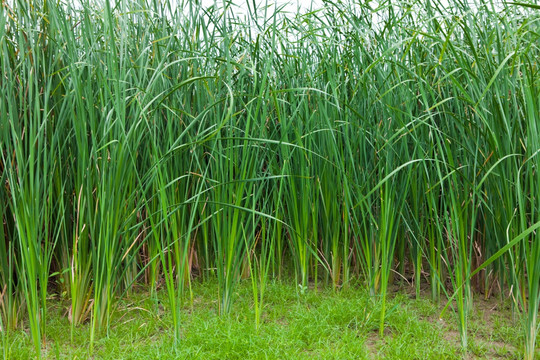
[0,0,539,358]
[2,280,535,359]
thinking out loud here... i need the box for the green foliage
[0,0,538,358]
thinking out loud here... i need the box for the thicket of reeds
[1,0,538,358]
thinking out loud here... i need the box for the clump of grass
[0,0,538,358]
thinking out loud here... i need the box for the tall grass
[0,0,538,358]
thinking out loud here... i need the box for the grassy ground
[2,280,533,360]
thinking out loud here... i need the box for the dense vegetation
[0,0,538,358]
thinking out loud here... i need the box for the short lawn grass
[3,280,530,359]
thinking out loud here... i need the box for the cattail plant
[0,0,538,358]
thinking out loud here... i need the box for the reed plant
[0,0,538,358]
